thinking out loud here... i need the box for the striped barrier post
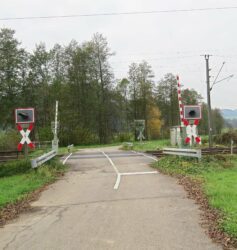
[176,75,184,128]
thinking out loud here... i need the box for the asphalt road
[0,146,221,250]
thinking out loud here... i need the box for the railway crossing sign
[15,108,35,152]
[184,120,201,145]
[135,120,145,142]
[17,123,35,151]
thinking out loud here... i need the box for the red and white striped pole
[176,75,185,127]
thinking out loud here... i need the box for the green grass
[204,168,237,237]
[153,155,237,238]
[0,159,66,209]
[124,139,169,151]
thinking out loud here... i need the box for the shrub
[213,130,237,145]
[113,132,133,142]
[37,126,53,141]
[59,126,99,146]
[0,160,31,178]
[0,130,20,150]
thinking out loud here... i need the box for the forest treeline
[0,28,224,146]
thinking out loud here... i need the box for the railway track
[1,147,236,163]
[146,147,237,158]
[0,151,23,163]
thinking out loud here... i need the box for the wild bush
[213,130,237,145]
[0,130,20,150]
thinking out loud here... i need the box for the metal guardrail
[31,150,57,168]
[163,147,202,160]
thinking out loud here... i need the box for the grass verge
[122,139,169,151]
[153,155,237,248]
[0,158,67,226]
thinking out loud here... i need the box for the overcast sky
[1,0,237,109]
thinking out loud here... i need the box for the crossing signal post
[15,108,35,158]
[176,76,202,147]
[183,105,202,145]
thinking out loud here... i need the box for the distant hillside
[221,109,237,120]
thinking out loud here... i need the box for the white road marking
[132,151,158,161]
[100,151,121,190]
[63,153,72,165]
[100,150,159,190]
[120,171,158,176]
[100,151,119,174]
[114,173,121,190]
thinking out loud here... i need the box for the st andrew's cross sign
[15,108,35,151]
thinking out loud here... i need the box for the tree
[198,104,224,135]
[27,43,52,128]
[90,33,114,143]
[128,61,154,139]
[0,28,26,128]
[156,73,179,137]
[181,88,203,105]
[212,108,225,134]
[113,78,130,132]
[147,105,162,139]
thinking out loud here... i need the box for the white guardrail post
[31,150,57,168]
[163,148,202,160]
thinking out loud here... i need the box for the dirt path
[0,147,221,249]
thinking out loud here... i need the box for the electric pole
[204,55,213,148]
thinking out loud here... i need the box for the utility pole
[202,55,233,148]
[204,55,213,148]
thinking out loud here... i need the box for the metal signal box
[183,105,202,120]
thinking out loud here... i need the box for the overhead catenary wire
[1,6,237,21]
[210,62,225,91]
